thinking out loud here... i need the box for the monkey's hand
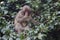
[31,19,40,25]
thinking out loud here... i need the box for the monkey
[14,5,40,34]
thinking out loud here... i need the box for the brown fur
[14,5,40,34]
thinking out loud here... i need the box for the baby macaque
[14,5,40,34]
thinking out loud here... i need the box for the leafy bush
[0,0,60,40]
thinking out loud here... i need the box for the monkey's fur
[14,5,40,34]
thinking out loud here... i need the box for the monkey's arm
[16,12,28,23]
[31,19,40,25]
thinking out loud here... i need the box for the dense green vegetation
[0,0,60,40]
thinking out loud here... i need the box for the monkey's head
[22,5,31,13]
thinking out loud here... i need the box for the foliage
[0,0,60,40]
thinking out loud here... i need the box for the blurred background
[0,0,60,40]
